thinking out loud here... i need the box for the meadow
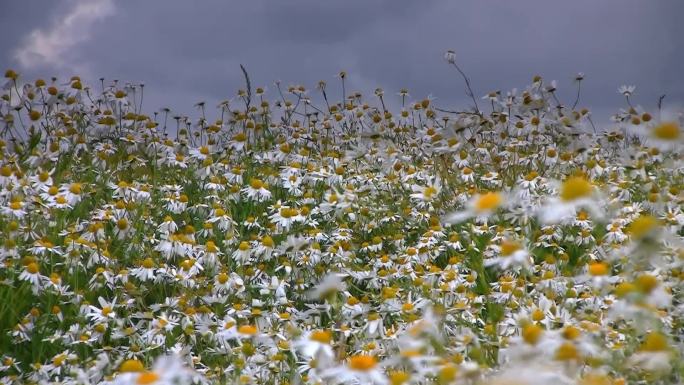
[0,64,682,384]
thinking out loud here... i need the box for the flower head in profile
[444,50,457,64]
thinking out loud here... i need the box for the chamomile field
[0,66,682,385]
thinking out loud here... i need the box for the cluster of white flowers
[0,66,682,385]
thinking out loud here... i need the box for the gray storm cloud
[13,0,115,75]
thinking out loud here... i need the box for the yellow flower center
[389,370,411,385]
[137,371,160,385]
[562,326,581,340]
[635,274,658,294]
[69,183,83,194]
[261,236,274,248]
[238,325,257,335]
[29,110,42,121]
[560,176,592,202]
[0,166,12,177]
[423,186,437,199]
[310,330,332,344]
[640,331,669,352]
[627,214,659,239]
[142,258,154,269]
[348,355,377,371]
[52,354,66,366]
[614,282,636,297]
[474,192,502,212]
[250,179,264,189]
[117,218,129,230]
[280,208,297,218]
[438,364,458,383]
[555,342,580,361]
[652,121,680,140]
[588,262,609,276]
[500,240,521,256]
[119,359,145,373]
[26,262,39,274]
[522,323,543,345]
[531,308,545,321]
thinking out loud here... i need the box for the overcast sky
[2,0,682,127]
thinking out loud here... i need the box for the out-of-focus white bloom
[109,354,198,385]
[481,365,574,385]
[294,329,335,361]
[308,273,347,300]
[444,191,505,224]
[485,239,532,270]
[320,354,387,385]
[538,176,603,224]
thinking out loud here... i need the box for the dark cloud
[1,0,682,125]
